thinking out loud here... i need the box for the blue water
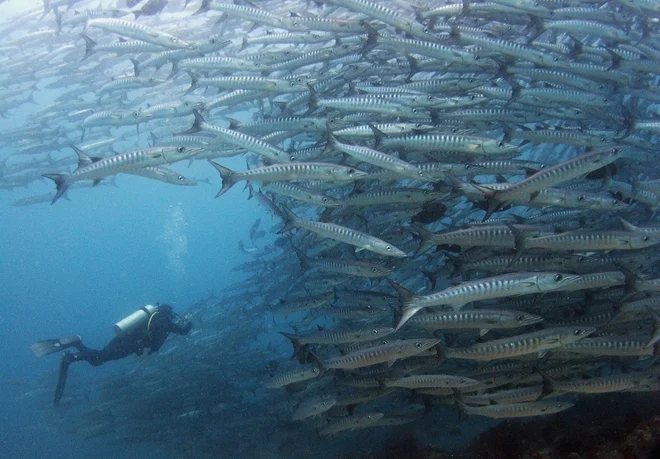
[0,145,266,457]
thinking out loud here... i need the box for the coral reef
[359,395,660,459]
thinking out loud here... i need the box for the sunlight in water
[160,202,188,278]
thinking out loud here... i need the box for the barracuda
[378,133,519,157]
[208,161,367,197]
[443,326,595,361]
[390,272,581,329]
[43,146,202,203]
[279,205,407,258]
[408,309,543,335]
[86,18,191,49]
[314,338,440,370]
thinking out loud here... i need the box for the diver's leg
[53,346,106,406]
[54,353,75,407]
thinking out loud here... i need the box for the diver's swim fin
[54,354,73,407]
[31,335,82,357]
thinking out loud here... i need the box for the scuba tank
[114,305,157,337]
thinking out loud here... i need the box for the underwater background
[1,0,659,458]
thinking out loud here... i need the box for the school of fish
[3,0,660,457]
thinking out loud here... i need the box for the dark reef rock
[359,395,660,459]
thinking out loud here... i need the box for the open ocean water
[1,0,659,458]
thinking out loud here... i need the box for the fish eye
[498,141,504,147]
[348,168,355,174]
[415,342,422,348]
[381,340,388,345]
[386,246,392,251]
[177,146,185,152]
[371,267,378,273]
[322,197,328,202]
[372,329,378,334]
[412,108,418,113]
[577,195,585,201]
[418,170,423,176]
[210,38,216,44]
[178,175,185,181]
[427,95,433,101]
[643,236,649,241]
[133,111,139,117]
[172,37,178,42]
[290,155,296,161]
[573,329,581,335]
[292,20,299,26]
[554,274,563,282]
[517,315,525,321]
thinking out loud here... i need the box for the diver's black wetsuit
[55,305,192,406]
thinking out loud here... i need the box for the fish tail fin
[279,332,305,360]
[182,109,204,135]
[434,340,447,365]
[207,160,235,197]
[644,307,660,349]
[387,279,419,330]
[80,34,96,61]
[306,349,327,374]
[184,71,199,95]
[445,253,464,279]
[452,388,468,421]
[367,122,387,149]
[617,216,639,231]
[167,60,179,80]
[361,22,379,56]
[422,270,439,290]
[411,223,436,256]
[277,205,299,233]
[536,369,555,401]
[42,173,69,204]
[130,58,140,77]
[305,83,318,115]
[506,223,526,265]
[239,36,249,52]
[193,0,210,15]
[291,246,311,274]
[54,6,62,35]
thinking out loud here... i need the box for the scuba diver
[31,304,192,407]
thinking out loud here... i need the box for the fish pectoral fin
[479,328,490,337]
[537,349,548,359]
[148,152,163,159]
[386,359,397,368]
[92,179,102,187]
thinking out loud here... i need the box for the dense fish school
[3,0,660,457]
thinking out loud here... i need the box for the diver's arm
[168,313,193,335]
